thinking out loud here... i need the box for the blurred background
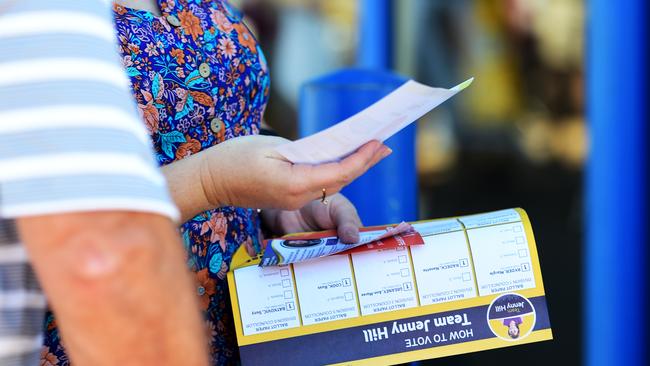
[232,0,645,365]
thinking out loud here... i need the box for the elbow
[19,212,170,296]
[67,217,162,283]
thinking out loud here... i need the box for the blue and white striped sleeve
[0,0,179,220]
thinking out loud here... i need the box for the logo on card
[486,293,536,341]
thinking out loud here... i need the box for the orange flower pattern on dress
[233,22,257,54]
[190,90,214,106]
[176,137,202,158]
[201,212,228,250]
[170,48,185,64]
[218,37,237,58]
[40,348,59,366]
[113,4,128,15]
[42,1,268,365]
[138,89,160,134]
[196,268,217,310]
[211,8,233,34]
[178,10,203,41]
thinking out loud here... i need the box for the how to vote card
[227,208,552,366]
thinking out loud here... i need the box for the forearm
[17,212,208,366]
[162,151,217,222]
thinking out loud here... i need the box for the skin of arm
[17,212,209,366]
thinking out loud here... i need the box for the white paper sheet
[275,78,473,164]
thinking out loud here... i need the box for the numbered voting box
[226,208,552,365]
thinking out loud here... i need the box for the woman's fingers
[335,141,390,185]
[329,195,363,244]
[368,145,392,167]
[284,141,391,210]
[302,141,390,191]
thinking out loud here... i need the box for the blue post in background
[299,69,416,226]
[586,0,648,365]
[358,0,391,70]
[299,0,418,226]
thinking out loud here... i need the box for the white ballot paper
[276,78,473,164]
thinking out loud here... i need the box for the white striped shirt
[0,1,179,364]
[0,0,178,220]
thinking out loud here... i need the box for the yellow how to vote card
[227,208,552,365]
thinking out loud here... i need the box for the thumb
[330,195,362,244]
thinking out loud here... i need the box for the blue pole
[586,0,647,365]
[299,69,416,226]
[300,2,417,226]
[358,0,391,69]
[359,3,418,366]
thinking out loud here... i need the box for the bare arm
[162,151,214,222]
[17,212,209,366]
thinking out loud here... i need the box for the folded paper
[275,78,473,164]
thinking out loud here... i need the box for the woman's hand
[200,135,390,211]
[261,193,363,244]
[162,135,391,221]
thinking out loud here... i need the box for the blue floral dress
[41,1,269,365]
